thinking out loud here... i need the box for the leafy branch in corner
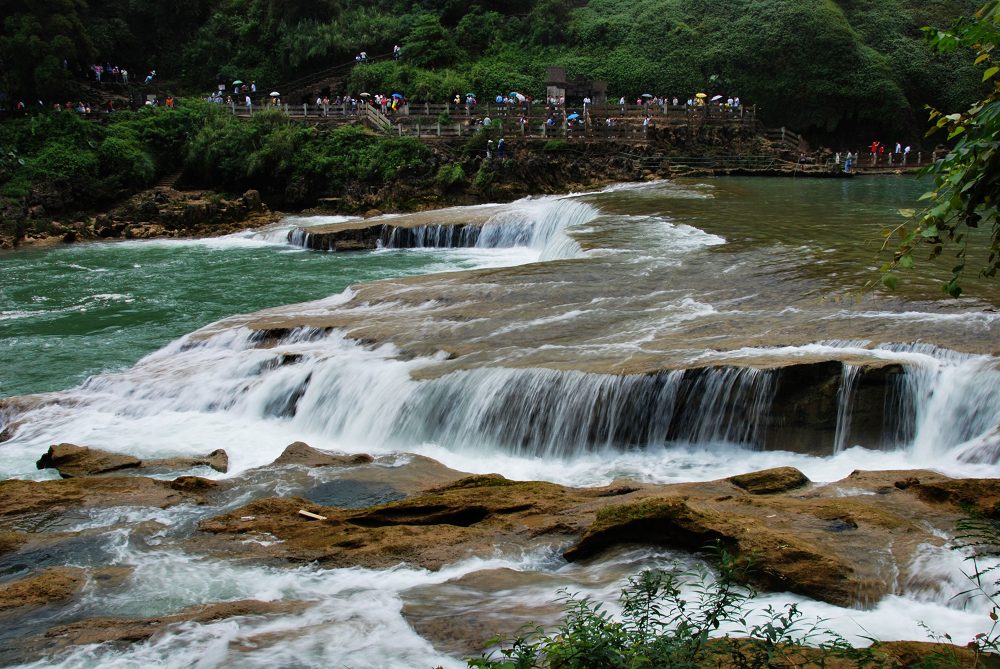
[876,0,1000,297]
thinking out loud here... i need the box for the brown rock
[196,476,581,570]
[36,443,141,478]
[0,567,85,612]
[0,476,220,520]
[143,449,230,473]
[271,442,374,468]
[729,467,810,494]
[35,444,229,477]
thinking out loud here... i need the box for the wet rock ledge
[1,441,998,662]
[288,205,505,252]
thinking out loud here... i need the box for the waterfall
[476,199,594,259]
[234,356,779,457]
[5,327,1000,478]
[287,198,595,258]
[833,364,860,454]
[379,224,481,249]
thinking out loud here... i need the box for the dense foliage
[0,0,989,140]
[880,0,1000,297]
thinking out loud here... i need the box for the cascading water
[474,198,594,259]
[289,196,595,260]
[4,178,1000,667]
[833,364,860,454]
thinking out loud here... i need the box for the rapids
[1,177,999,667]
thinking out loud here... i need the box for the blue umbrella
[391,93,404,99]
[567,113,580,120]
[509,91,520,97]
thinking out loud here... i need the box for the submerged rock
[0,567,85,612]
[37,599,305,650]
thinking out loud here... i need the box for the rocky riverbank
[0,186,281,250]
[0,441,996,663]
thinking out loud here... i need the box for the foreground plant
[466,548,877,669]
[879,0,1000,297]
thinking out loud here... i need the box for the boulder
[36,443,141,478]
[143,448,230,473]
[35,444,229,477]
[270,442,374,468]
[729,467,810,494]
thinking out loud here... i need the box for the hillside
[0,0,986,140]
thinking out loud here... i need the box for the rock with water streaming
[31,599,307,653]
[0,567,86,611]
[193,466,1000,611]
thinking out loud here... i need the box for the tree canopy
[880,0,1000,297]
[0,0,988,141]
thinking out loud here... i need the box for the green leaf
[881,273,899,290]
[921,226,939,238]
[898,254,914,269]
[984,66,999,82]
[897,208,916,218]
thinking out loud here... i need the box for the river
[1,176,999,667]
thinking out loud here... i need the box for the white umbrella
[270,91,281,97]
[710,94,723,102]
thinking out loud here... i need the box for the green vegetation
[0,0,988,140]
[879,0,1000,297]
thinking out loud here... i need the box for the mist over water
[3,178,1000,667]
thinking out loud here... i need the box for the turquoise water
[3,177,993,399]
[0,233,500,397]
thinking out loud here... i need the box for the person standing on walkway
[498,138,505,160]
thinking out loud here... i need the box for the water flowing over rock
[190,464,993,609]
[0,567,86,612]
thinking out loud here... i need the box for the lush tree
[403,14,464,68]
[0,0,94,99]
[881,0,1000,296]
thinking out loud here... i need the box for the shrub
[435,162,466,188]
[467,547,874,669]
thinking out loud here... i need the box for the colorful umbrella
[391,93,404,99]
[695,92,707,99]
[567,113,580,120]
[232,80,243,85]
